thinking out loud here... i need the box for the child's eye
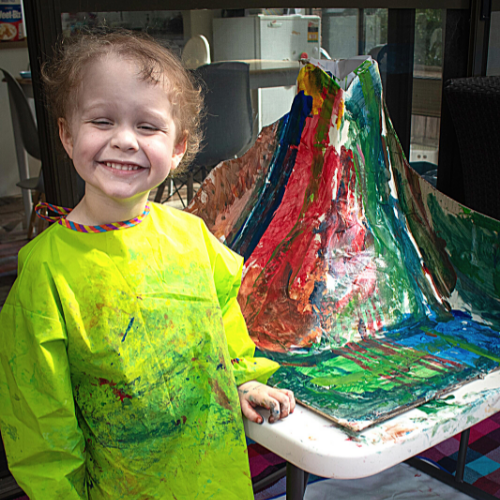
[139,125,159,132]
[91,120,112,126]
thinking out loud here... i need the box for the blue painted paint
[122,317,134,342]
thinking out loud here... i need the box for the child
[0,31,295,500]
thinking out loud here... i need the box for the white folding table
[245,370,500,499]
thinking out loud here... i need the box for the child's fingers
[260,395,289,423]
[237,382,296,424]
[281,389,296,413]
[269,397,286,423]
[240,398,263,424]
[251,395,280,422]
[254,388,296,422]
[269,390,293,419]
[266,398,281,423]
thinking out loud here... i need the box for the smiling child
[0,31,294,500]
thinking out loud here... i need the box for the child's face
[59,54,186,205]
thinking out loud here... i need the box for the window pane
[321,9,359,60]
[410,9,444,174]
[363,8,388,56]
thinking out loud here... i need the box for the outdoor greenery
[360,8,443,68]
[414,9,443,67]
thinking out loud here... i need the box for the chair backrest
[182,35,211,70]
[368,44,388,88]
[1,68,41,160]
[443,76,500,221]
[193,62,253,168]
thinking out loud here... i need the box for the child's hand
[237,381,295,424]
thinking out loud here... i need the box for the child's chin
[104,189,149,202]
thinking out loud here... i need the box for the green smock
[0,203,278,499]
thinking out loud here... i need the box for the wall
[0,43,41,197]
[182,9,217,59]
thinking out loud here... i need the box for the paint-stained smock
[0,202,279,500]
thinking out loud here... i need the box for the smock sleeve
[0,255,86,499]
[200,223,279,386]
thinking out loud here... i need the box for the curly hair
[41,29,203,170]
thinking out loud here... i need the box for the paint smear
[187,60,500,431]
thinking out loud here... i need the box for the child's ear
[171,134,188,170]
[58,118,74,159]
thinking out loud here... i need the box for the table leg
[455,428,470,483]
[286,462,308,500]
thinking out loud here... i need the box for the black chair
[1,68,45,238]
[439,76,500,221]
[368,44,388,89]
[155,62,254,207]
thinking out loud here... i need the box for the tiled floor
[0,196,26,239]
[418,412,500,498]
[264,463,476,500]
[0,196,28,308]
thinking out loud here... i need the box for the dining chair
[155,62,254,207]
[182,34,211,70]
[1,68,45,238]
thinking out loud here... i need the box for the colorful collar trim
[35,201,150,233]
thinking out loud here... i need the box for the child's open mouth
[102,162,145,172]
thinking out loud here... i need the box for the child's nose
[110,126,139,151]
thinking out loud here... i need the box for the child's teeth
[106,162,140,171]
